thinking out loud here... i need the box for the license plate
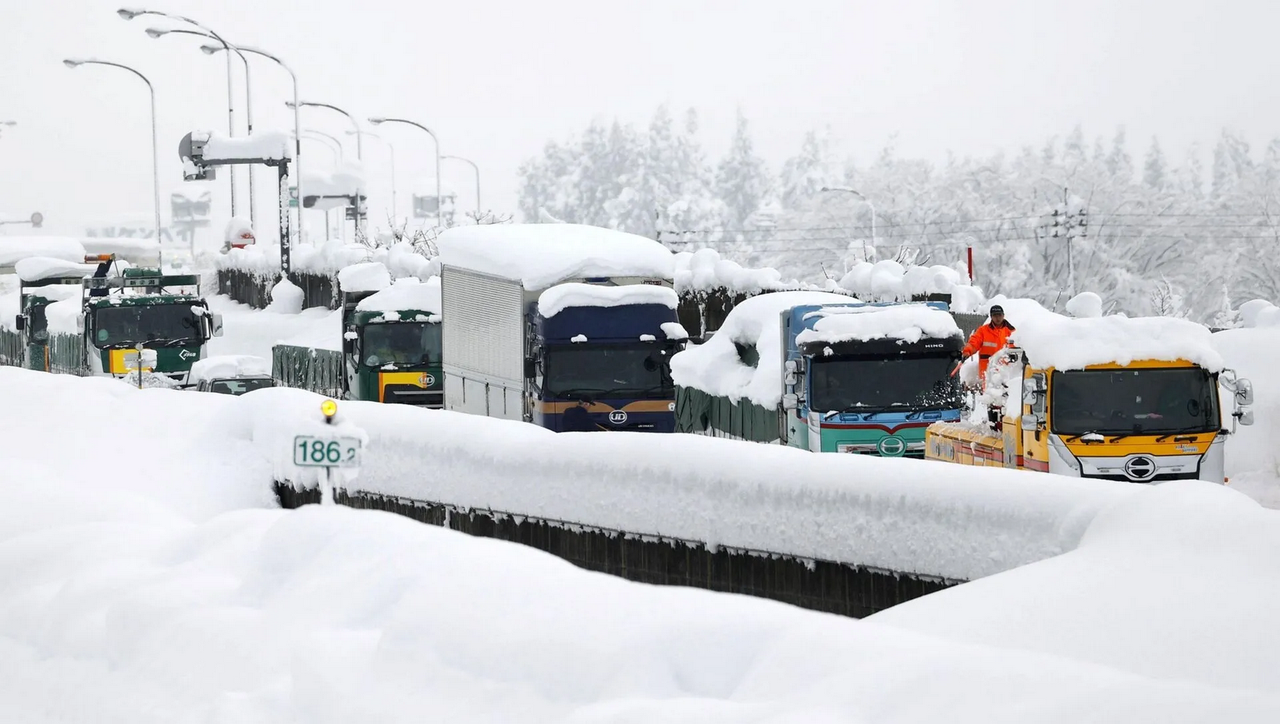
[293,435,363,467]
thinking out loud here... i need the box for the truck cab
[926,316,1254,483]
[526,284,685,432]
[340,277,443,407]
[781,302,965,456]
[77,261,221,385]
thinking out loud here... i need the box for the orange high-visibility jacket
[964,321,1016,377]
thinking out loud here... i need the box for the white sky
[2,0,1278,236]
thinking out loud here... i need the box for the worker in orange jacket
[964,304,1016,379]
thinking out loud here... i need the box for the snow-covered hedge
[837,260,985,313]
[215,241,439,311]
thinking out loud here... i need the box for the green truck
[2,255,222,385]
[273,274,443,406]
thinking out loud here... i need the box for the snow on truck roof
[15,257,96,283]
[795,303,962,346]
[1013,315,1224,372]
[189,355,272,383]
[671,290,854,408]
[537,283,678,318]
[436,224,674,289]
[356,276,442,317]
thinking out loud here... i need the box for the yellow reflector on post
[320,399,338,419]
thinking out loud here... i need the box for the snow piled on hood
[795,303,962,346]
[189,354,272,383]
[671,290,854,407]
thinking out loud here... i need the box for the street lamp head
[367,117,386,125]
[144,27,167,38]
[63,59,84,68]
[116,8,145,20]
[285,101,297,109]
[199,44,222,55]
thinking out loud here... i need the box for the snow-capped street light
[144,26,256,227]
[0,120,14,139]
[442,155,481,218]
[820,186,877,247]
[203,42,304,247]
[368,117,441,227]
[63,58,165,268]
[118,8,245,224]
[289,100,366,234]
[347,129,397,222]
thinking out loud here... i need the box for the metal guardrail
[216,268,340,311]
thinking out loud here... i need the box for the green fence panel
[273,344,343,398]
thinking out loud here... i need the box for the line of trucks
[0,224,1257,485]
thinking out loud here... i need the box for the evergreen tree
[779,129,836,210]
[1106,127,1133,182]
[1143,136,1166,190]
[715,109,770,227]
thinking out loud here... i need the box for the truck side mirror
[342,330,357,354]
[14,315,23,331]
[75,314,85,333]
[210,313,224,338]
[1238,406,1255,426]
[784,372,797,386]
[1020,414,1038,431]
[781,393,798,410]
[1235,378,1255,407]
[524,357,536,379]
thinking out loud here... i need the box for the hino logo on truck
[1124,455,1158,482]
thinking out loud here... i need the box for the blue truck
[674,296,972,456]
[438,224,686,432]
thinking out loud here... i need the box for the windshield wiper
[1064,430,1105,443]
[824,407,881,420]
[553,387,608,402]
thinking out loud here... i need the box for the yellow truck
[925,316,1254,484]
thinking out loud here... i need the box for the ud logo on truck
[609,410,628,425]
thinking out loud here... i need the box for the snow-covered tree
[715,109,770,229]
[1143,137,1166,190]
[779,129,838,210]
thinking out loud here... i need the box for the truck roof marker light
[84,254,114,262]
[321,399,338,422]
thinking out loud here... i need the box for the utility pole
[1050,187,1087,297]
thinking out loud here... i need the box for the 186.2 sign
[293,436,362,467]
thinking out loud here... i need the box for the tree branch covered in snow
[519,116,1280,322]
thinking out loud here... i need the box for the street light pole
[203,43,303,247]
[820,186,877,247]
[119,9,242,232]
[442,155,480,218]
[64,59,165,268]
[347,129,395,222]
[289,100,366,235]
[368,117,441,227]
[146,27,256,228]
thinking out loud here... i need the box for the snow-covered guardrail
[247,388,1134,584]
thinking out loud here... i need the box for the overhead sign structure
[180,130,296,274]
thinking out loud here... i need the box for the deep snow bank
[3,370,1280,721]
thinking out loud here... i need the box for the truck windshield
[361,322,442,367]
[544,343,673,400]
[1051,368,1220,435]
[92,304,205,348]
[809,356,959,413]
[209,378,275,395]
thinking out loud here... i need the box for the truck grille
[383,385,443,408]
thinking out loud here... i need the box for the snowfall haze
[1,0,1275,235]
